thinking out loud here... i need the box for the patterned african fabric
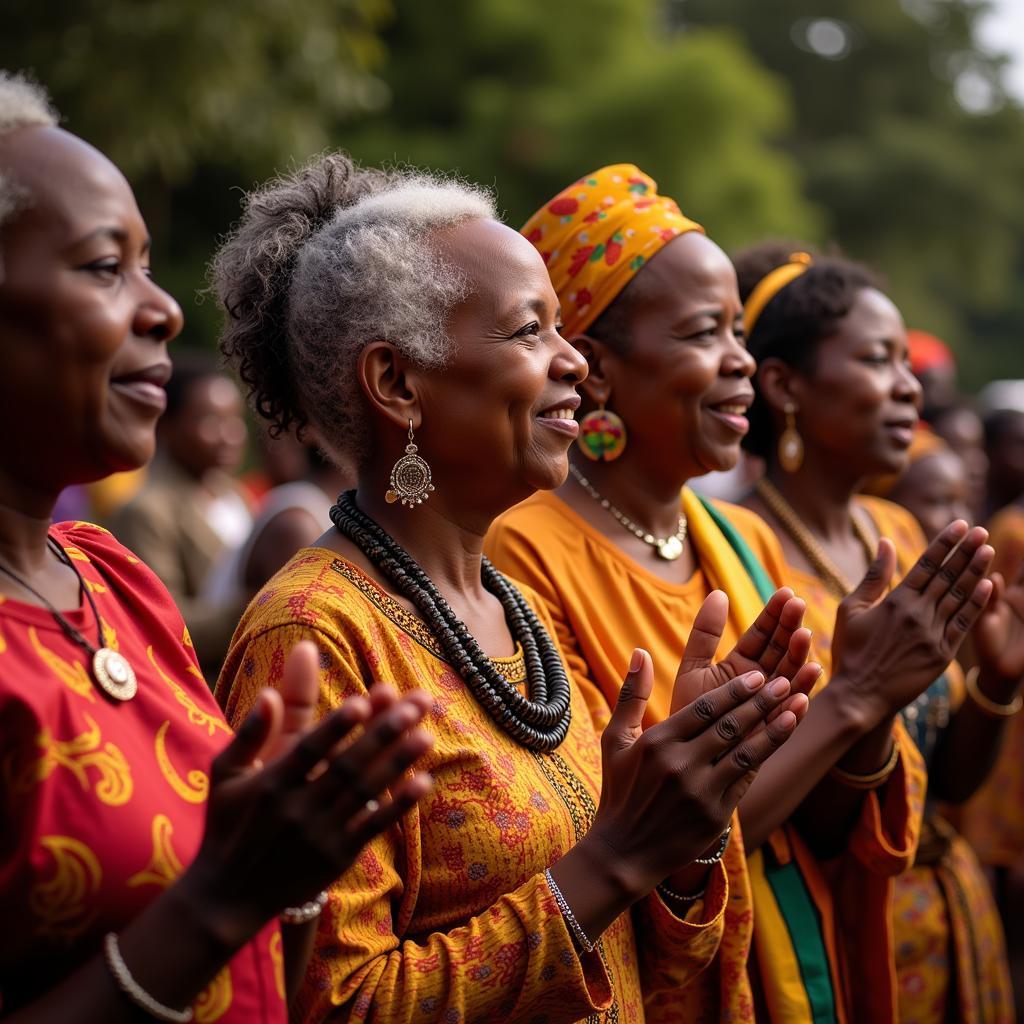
[215,546,730,1023]
[955,503,1024,868]
[520,164,703,339]
[781,495,1013,1024]
[0,521,285,1021]
[486,489,924,1023]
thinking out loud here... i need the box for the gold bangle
[830,739,900,790]
[965,667,1023,718]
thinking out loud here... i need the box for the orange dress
[956,503,1024,868]
[0,522,284,1020]
[486,488,925,1024]
[216,547,734,1023]
[783,496,1012,1024]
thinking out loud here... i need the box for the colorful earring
[778,402,804,473]
[385,420,435,507]
[576,403,627,462]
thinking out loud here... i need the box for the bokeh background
[6,0,1022,389]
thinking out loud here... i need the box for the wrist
[565,832,651,906]
[977,664,1023,703]
[817,675,886,737]
[175,861,265,954]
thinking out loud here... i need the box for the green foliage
[677,0,1024,390]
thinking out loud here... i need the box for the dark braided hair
[733,241,880,459]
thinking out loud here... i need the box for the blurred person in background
[929,400,989,524]
[735,242,1024,1024]
[240,419,311,508]
[111,353,252,678]
[907,328,958,422]
[984,407,1024,525]
[491,166,996,1024]
[0,70,433,1021]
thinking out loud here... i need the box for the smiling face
[580,232,755,480]
[0,126,182,496]
[784,288,922,478]
[414,218,587,508]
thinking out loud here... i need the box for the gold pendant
[657,536,684,561]
[92,648,138,701]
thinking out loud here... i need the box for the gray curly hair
[210,152,496,472]
[0,71,59,278]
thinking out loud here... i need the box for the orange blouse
[216,546,731,1023]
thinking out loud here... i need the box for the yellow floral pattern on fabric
[269,932,286,1001]
[194,969,233,1023]
[9,713,133,805]
[128,814,185,889]
[155,721,209,803]
[29,836,102,940]
[29,626,95,703]
[148,646,230,736]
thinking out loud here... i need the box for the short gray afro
[210,152,496,472]
[0,70,58,233]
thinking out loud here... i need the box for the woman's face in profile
[0,126,182,492]
[415,218,588,507]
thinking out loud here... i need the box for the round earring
[576,403,627,462]
[385,420,435,507]
[778,402,804,473]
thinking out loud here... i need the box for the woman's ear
[573,333,616,407]
[357,341,423,432]
[757,357,801,415]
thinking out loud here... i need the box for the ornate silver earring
[385,419,435,507]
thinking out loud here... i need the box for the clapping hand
[973,564,1024,689]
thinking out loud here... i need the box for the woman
[0,71,433,1020]
[487,164,994,1023]
[210,155,818,1022]
[734,241,1024,1023]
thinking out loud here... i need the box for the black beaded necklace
[329,490,571,751]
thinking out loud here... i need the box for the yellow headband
[743,252,813,337]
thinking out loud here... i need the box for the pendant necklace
[0,537,137,701]
[568,462,688,561]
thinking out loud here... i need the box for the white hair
[212,154,497,471]
[0,71,58,230]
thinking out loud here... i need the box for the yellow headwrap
[743,252,813,337]
[520,164,703,338]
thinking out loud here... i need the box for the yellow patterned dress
[781,496,1013,1024]
[0,522,285,1020]
[216,546,736,1023]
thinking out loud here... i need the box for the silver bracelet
[657,881,707,905]
[544,869,595,953]
[103,932,194,1023]
[694,824,732,865]
[281,889,329,925]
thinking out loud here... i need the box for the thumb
[279,639,321,739]
[604,648,653,751]
[211,689,283,785]
[844,538,896,611]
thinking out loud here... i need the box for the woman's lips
[537,411,580,437]
[883,422,915,447]
[109,379,168,412]
[705,403,750,435]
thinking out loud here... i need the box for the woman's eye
[514,322,540,338]
[83,259,120,278]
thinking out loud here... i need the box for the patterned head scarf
[521,164,703,338]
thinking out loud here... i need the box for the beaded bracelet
[103,932,194,1023]
[281,889,329,925]
[830,739,900,790]
[545,869,595,953]
[694,825,732,865]
[657,881,707,906]
[966,667,1023,718]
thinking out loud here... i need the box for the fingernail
[744,672,765,691]
[629,649,643,673]
[770,678,790,697]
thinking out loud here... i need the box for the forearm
[737,681,881,851]
[282,920,318,1009]
[932,669,1020,803]
[3,871,253,1023]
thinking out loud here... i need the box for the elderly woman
[0,72,434,1021]
[486,165,995,1023]
[734,242,1023,1023]
[209,154,818,1022]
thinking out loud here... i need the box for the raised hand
[972,565,1024,688]
[671,589,820,713]
[832,521,994,719]
[184,642,434,937]
[580,648,806,899]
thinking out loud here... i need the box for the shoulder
[704,496,788,567]
[489,492,579,547]
[55,521,170,591]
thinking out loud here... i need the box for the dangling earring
[778,402,804,473]
[576,402,628,462]
[386,419,435,507]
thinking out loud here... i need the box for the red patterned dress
[0,522,285,1021]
